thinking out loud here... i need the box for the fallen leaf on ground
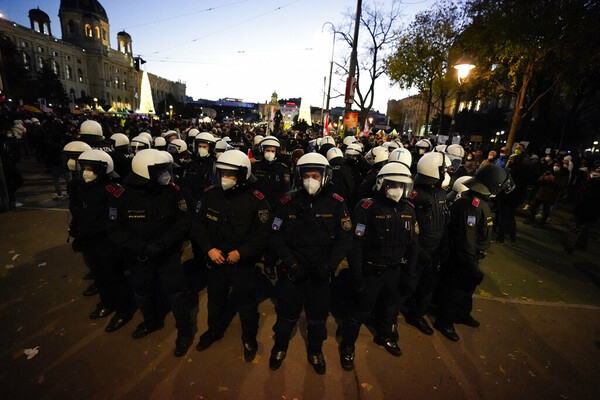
[12,254,20,260]
[24,346,39,359]
[499,365,505,374]
[361,383,373,392]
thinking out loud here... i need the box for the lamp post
[447,56,475,145]
[169,105,173,121]
[93,97,98,110]
[321,22,337,123]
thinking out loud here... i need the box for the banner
[344,112,358,130]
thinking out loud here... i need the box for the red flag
[323,114,329,136]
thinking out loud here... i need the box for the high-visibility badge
[467,215,476,226]
[355,223,366,236]
[272,217,283,230]
[109,207,117,220]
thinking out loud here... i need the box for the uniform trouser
[436,269,480,326]
[133,250,194,338]
[272,274,331,352]
[406,249,441,320]
[497,202,517,241]
[206,263,259,342]
[81,235,132,314]
[342,266,401,346]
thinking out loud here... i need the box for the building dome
[59,0,108,21]
[117,31,131,39]
[28,8,52,35]
[28,8,50,20]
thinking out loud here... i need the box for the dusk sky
[0,0,434,112]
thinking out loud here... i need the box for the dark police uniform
[436,190,492,333]
[404,186,449,322]
[270,187,352,355]
[341,194,419,351]
[251,158,290,206]
[106,177,194,340]
[192,184,272,347]
[70,178,133,323]
[329,157,355,200]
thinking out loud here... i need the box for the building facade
[0,0,185,112]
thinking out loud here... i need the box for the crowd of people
[1,111,599,374]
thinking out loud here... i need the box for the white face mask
[303,178,321,195]
[553,166,561,172]
[419,149,426,155]
[157,171,171,185]
[67,159,77,171]
[385,187,403,202]
[442,172,451,188]
[221,177,237,190]
[264,152,275,162]
[198,148,209,158]
[82,170,97,183]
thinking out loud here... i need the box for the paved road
[1,157,599,400]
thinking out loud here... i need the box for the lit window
[43,23,50,35]
[115,77,119,88]
[34,21,40,32]
[21,41,27,48]
[95,26,100,39]
[38,56,43,69]
[85,24,92,37]
[22,52,30,70]
[119,40,126,54]
[66,65,72,80]
[52,61,59,76]
[123,80,127,90]
[78,68,84,83]
[475,100,481,111]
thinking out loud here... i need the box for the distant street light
[169,105,173,120]
[448,55,476,145]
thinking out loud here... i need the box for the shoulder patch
[281,194,292,205]
[406,201,415,208]
[204,185,214,192]
[105,184,116,193]
[408,190,418,199]
[253,190,265,200]
[333,193,344,202]
[472,197,480,207]
[361,199,374,209]
[281,163,288,168]
[171,183,180,191]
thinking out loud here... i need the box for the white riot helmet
[435,144,447,153]
[375,162,414,201]
[326,147,344,162]
[388,148,413,169]
[393,138,404,148]
[139,132,153,143]
[215,149,252,190]
[163,130,180,142]
[343,136,358,147]
[131,149,173,184]
[80,120,103,137]
[153,136,167,150]
[345,143,363,158]
[188,128,200,141]
[365,146,388,166]
[452,175,471,195]
[319,136,336,149]
[194,132,217,157]
[415,138,432,154]
[382,141,400,152]
[77,149,115,182]
[63,141,92,171]
[110,133,130,149]
[222,136,231,143]
[253,135,265,145]
[214,139,231,159]
[168,138,190,155]
[296,153,332,195]
[415,152,451,186]
[131,135,151,152]
[446,144,465,161]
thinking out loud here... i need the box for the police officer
[182,132,217,205]
[339,162,419,371]
[78,120,114,155]
[192,150,272,362]
[353,146,389,203]
[107,149,195,357]
[109,133,132,181]
[403,152,451,336]
[70,149,133,332]
[435,164,514,341]
[167,138,191,183]
[326,147,354,200]
[269,153,352,374]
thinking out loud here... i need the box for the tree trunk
[424,80,433,137]
[506,62,533,151]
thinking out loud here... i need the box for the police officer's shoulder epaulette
[406,200,415,208]
[171,182,180,191]
[472,197,480,207]
[112,184,125,198]
[408,189,418,199]
[332,193,344,202]
[204,185,215,192]
[105,183,116,193]
[361,198,374,209]
[280,163,288,168]
[280,193,292,205]
[253,190,265,200]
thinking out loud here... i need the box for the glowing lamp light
[453,56,476,83]
[594,141,599,145]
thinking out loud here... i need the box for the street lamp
[169,105,173,120]
[322,22,336,126]
[93,97,98,110]
[447,56,475,144]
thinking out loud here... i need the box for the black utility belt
[364,261,400,275]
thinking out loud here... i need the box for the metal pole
[344,0,363,116]
[447,89,461,145]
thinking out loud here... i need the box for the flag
[363,118,371,136]
[323,114,329,136]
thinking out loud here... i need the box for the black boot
[196,330,224,351]
[339,343,355,371]
[174,336,194,357]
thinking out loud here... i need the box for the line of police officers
[63,119,514,373]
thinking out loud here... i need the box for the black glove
[144,241,168,257]
[286,264,307,283]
